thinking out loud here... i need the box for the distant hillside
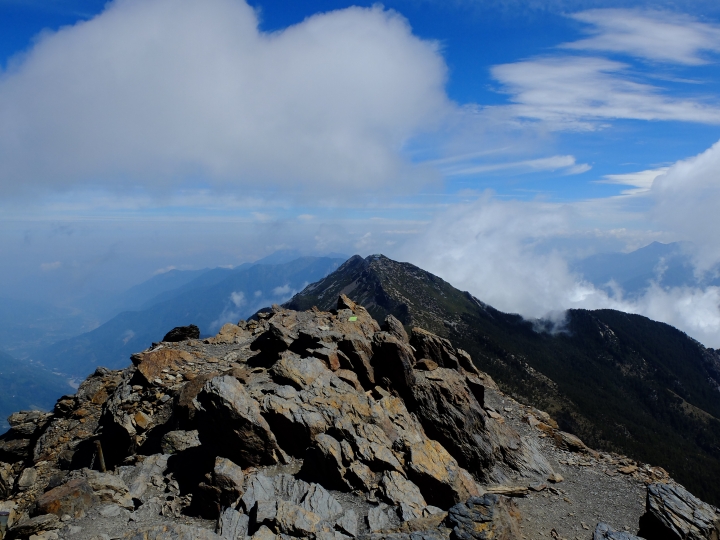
[572,241,719,297]
[286,254,720,505]
[38,256,346,377]
[0,349,73,432]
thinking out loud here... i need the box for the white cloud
[230,291,245,308]
[401,189,720,347]
[40,261,62,271]
[153,265,177,275]
[650,139,720,271]
[565,9,720,65]
[438,154,590,176]
[0,0,449,196]
[597,166,669,195]
[491,56,720,129]
[272,284,291,296]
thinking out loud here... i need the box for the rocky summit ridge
[0,295,719,540]
[286,255,720,507]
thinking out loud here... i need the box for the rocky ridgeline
[0,296,719,540]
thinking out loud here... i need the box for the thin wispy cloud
[564,9,720,65]
[492,56,720,129]
[439,154,590,176]
[597,166,669,195]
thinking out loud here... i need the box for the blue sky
[3,0,720,345]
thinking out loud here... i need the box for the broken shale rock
[446,495,521,540]
[6,295,715,540]
[594,522,645,540]
[193,375,282,467]
[639,483,720,540]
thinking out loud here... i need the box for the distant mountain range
[37,256,347,377]
[0,349,72,431]
[285,253,720,506]
[571,241,719,297]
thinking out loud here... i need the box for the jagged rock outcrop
[639,483,720,540]
[162,325,201,343]
[0,295,718,540]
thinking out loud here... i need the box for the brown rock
[205,323,250,345]
[311,347,341,371]
[334,369,364,392]
[485,485,530,497]
[447,494,521,540]
[371,332,417,396]
[176,372,221,424]
[618,465,638,475]
[382,315,409,343]
[6,514,60,539]
[410,327,461,370]
[406,439,479,509]
[554,431,588,453]
[35,478,99,518]
[194,375,282,467]
[134,411,151,431]
[338,335,375,389]
[131,348,195,385]
[415,359,439,371]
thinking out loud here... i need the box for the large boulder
[193,375,283,467]
[162,325,200,342]
[34,478,99,518]
[446,495,521,540]
[639,483,720,540]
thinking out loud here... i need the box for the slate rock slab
[447,495,520,540]
[639,483,720,540]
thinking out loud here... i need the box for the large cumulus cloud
[0,0,450,195]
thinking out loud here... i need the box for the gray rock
[98,503,123,517]
[336,509,358,538]
[241,473,275,513]
[272,473,310,506]
[594,522,645,540]
[274,500,323,537]
[410,328,461,371]
[217,507,249,540]
[252,500,279,528]
[123,523,220,539]
[371,332,417,397]
[84,470,134,509]
[6,514,60,538]
[160,430,201,454]
[252,499,323,537]
[300,483,343,521]
[379,471,426,521]
[162,325,200,342]
[124,454,170,500]
[16,467,37,491]
[213,457,245,507]
[301,434,347,490]
[270,355,328,390]
[382,315,409,344]
[447,495,521,540]
[194,375,282,468]
[367,505,392,532]
[251,525,277,540]
[639,483,720,540]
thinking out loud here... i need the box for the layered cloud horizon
[2,0,720,346]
